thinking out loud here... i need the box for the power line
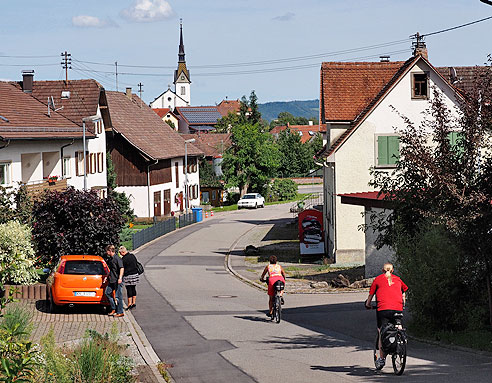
[0,54,59,58]
[421,14,492,38]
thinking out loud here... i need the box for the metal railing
[290,192,323,218]
[132,217,176,250]
[132,212,198,250]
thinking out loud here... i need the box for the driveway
[132,204,492,382]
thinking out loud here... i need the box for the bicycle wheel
[392,333,407,375]
[274,295,281,323]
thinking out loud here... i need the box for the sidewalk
[14,299,166,383]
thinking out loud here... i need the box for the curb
[123,311,169,383]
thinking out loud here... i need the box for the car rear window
[63,261,105,275]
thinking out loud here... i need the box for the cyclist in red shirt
[365,263,408,370]
[260,255,286,318]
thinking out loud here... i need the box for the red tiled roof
[319,56,420,158]
[320,61,407,122]
[217,99,241,117]
[181,133,231,157]
[0,82,88,140]
[152,108,172,118]
[106,91,202,160]
[436,66,484,96]
[13,79,103,130]
[270,124,325,143]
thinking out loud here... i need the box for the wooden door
[154,191,162,217]
[179,191,184,211]
[163,189,171,215]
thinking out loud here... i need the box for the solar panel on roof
[180,108,222,124]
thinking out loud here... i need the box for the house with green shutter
[317,45,467,266]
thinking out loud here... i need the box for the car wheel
[255,203,258,209]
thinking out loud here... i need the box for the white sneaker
[375,357,385,370]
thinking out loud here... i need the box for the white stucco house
[106,89,202,218]
[316,46,467,267]
[0,73,108,194]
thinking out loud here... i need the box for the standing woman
[119,246,139,310]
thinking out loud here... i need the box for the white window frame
[0,162,11,185]
[62,156,71,178]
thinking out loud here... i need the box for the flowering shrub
[32,188,125,266]
[47,175,58,183]
[0,221,38,285]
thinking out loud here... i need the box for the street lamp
[82,115,100,191]
[184,138,195,214]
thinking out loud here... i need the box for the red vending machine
[298,209,325,255]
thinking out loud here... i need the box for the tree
[222,123,280,196]
[165,119,176,130]
[107,153,134,222]
[369,64,492,329]
[215,90,263,133]
[199,158,222,187]
[0,185,32,225]
[32,188,125,266]
[276,128,312,177]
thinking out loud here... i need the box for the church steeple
[174,19,191,105]
[178,20,185,63]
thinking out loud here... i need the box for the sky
[1,0,492,106]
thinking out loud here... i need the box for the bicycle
[261,278,285,323]
[371,308,407,375]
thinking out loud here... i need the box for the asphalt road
[132,204,492,383]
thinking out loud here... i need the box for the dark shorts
[376,310,402,329]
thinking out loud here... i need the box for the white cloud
[120,0,174,23]
[72,15,117,28]
[272,12,295,22]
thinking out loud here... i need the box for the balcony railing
[24,178,68,196]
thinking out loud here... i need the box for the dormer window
[412,72,429,99]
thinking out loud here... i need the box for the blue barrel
[192,207,203,222]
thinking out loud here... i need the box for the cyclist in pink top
[260,255,286,318]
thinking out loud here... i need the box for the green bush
[266,179,298,202]
[38,326,135,383]
[0,309,40,382]
[32,188,125,267]
[0,221,38,285]
[394,221,486,332]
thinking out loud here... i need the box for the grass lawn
[410,326,492,353]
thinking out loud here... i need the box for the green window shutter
[448,132,457,146]
[377,136,388,166]
[388,136,400,164]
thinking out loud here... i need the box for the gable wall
[330,59,461,265]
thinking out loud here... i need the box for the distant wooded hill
[258,99,319,122]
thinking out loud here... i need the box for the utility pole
[115,61,118,91]
[138,82,144,108]
[60,51,71,84]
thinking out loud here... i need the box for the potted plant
[48,175,58,185]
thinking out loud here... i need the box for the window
[0,162,11,185]
[95,120,103,134]
[212,190,217,201]
[377,135,400,166]
[89,153,97,174]
[75,151,85,176]
[181,86,186,95]
[62,157,71,178]
[97,152,104,173]
[448,132,464,154]
[175,162,179,188]
[412,73,428,99]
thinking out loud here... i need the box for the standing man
[104,244,125,317]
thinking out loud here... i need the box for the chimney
[125,87,132,100]
[412,32,428,59]
[22,70,34,93]
[308,120,313,126]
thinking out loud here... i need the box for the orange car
[46,255,110,312]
